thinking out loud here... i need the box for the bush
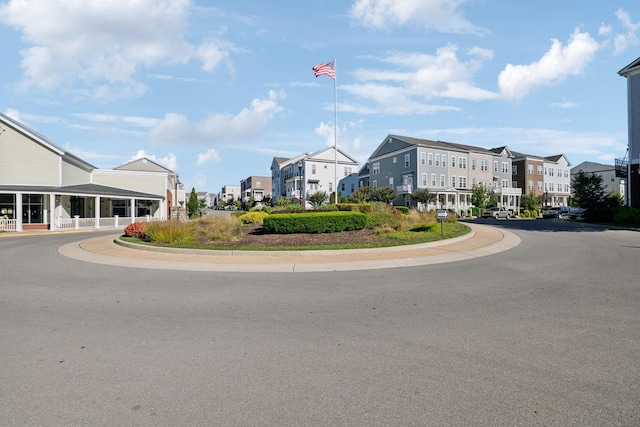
[237,211,269,224]
[145,220,195,245]
[521,210,531,218]
[335,203,374,214]
[394,206,409,214]
[191,216,243,244]
[263,211,367,233]
[612,206,640,225]
[124,222,147,239]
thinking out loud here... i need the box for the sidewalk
[58,222,520,273]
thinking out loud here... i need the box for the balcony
[615,158,628,178]
[396,184,412,194]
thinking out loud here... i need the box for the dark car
[543,206,570,218]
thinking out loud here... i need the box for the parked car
[480,207,511,219]
[542,206,571,219]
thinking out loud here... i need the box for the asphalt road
[0,220,638,426]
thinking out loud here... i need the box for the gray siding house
[618,57,640,208]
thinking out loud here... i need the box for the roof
[0,183,163,199]
[619,57,640,76]
[0,112,97,170]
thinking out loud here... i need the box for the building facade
[0,113,179,232]
[618,57,640,208]
[240,176,272,206]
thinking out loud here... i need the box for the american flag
[312,60,335,79]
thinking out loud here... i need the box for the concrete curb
[58,222,521,272]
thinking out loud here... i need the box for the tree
[372,187,398,204]
[348,186,374,203]
[187,187,199,217]
[471,185,490,209]
[308,191,329,209]
[572,171,605,209]
[411,188,436,210]
[520,191,539,211]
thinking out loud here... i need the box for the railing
[615,158,628,178]
[396,184,412,194]
[0,218,17,232]
[54,215,161,231]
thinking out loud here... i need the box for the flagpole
[333,59,338,203]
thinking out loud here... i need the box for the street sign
[436,210,448,219]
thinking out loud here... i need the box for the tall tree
[520,191,539,211]
[572,171,605,209]
[471,185,490,209]
[187,187,199,217]
[348,186,374,203]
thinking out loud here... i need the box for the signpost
[436,210,447,236]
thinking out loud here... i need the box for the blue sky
[1,0,638,194]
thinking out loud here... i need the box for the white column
[95,196,101,229]
[49,193,56,231]
[130,198,136,223]
[16,193,23,232]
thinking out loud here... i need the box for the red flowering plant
[123,222,148,240]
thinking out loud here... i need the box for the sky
[1,0,639,194]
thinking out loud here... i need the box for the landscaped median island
[120,202,470,251]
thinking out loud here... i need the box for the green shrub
[237,211,269,224]
[530,209,538,218]
[263,211,367,233]
[394,206,409,214]
[521,210,531,218]
[612,206,640,225]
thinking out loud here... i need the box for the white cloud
[197,149,221,164]
[0,0,233,99]
[342,45,497,114]
[129,149,178,171]
[612,8,640,55]
[349,0,484,35]
[498,29,600,100]
[148,90,284,145]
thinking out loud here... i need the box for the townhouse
[364,135,521,215]
[240,175,272,206]
[512,152,572,208]
[271,147,359,208]
[618,57,640,208]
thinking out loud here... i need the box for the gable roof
[0,112,96,170]
[619,57,640,76]
[114,157,175,174]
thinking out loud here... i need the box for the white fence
[0,218,17,232]
[54,215,161,231]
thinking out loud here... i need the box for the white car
[480,207,511,219]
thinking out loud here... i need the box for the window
[459,158,466,169]
[372,180,377,190]
[528,180,534,191]
[389,177,394,188]
[564,170,569,178]
[440,174,445,187]
[442,155,447,167]
[420,152,426,165]
[537,165,543,175]
[549,168,554,177]
[341,183,345,191]
[372,162,380,175]
[544,167,548,175]
[493,161,498,173]
[431,174,436,187]
[329,182,333,192]
[528,164,534,175]
[481,160,488,171]
[405,154,410,168]
[435,154,440,167]
[459,177,467,188]
[512,165,517,175]
[537,181,543,191]
[451,156,456,167]
[502,162,509,174]
[451,176,456,187]
[344,166,352,177]
[472,177,476,186]
[312,164,316,174]
[428,153,433,166]
[393,157,397,164]
[549,183,554,191]
[421,173,428,186]
[471,159,476,170]
[502,179,509,188]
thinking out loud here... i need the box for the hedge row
[263,211,367,234]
